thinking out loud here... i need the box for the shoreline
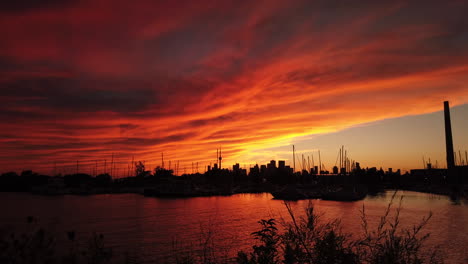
[2,184,466,201]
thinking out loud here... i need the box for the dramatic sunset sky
[1,0,468,176]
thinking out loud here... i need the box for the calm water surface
[0,191,466,263]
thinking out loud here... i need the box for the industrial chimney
[444,101,455,170]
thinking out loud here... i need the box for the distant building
[340,167,346,174]
[278,160,285,169]
[332,166,338,174]
[355,162,361,171]
[268,160,276,169]
[250,164,260,175]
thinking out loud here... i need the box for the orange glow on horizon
[0,1,467,175]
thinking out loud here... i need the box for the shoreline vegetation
[1,165,467,201]
[0,192,443,264]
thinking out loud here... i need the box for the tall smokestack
[444,101,455,170]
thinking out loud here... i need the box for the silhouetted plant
[0,217,114,264]
[237,219,280,264]
[0,216,56,264]
[172,220,231,264]
[281,201,358,264]
[135,162,145,177]
[154,166,174,178]
[357,192,442,264]
[198,221,216,264]
[83,233,113,264]
[237,194,441,264]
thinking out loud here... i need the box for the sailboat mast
[293,145,296,172]
[318,150,321,175]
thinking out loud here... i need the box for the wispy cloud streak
[0,0,467,174]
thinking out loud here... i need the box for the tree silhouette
[134,161,145,177]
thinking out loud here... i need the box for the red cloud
[1,0,467,174]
